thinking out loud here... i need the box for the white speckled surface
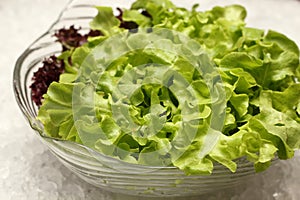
[1,0,300,199]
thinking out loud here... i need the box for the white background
[1,0,300,199]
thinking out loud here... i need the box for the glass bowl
[13,0,264,197]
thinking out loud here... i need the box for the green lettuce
[37,0,300,174]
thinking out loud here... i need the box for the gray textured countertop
[1,0,300,199]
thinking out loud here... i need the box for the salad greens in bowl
[13,0,300,197]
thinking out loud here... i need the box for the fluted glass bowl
[13,0,266,197]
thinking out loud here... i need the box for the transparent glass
[13,0,263,197]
